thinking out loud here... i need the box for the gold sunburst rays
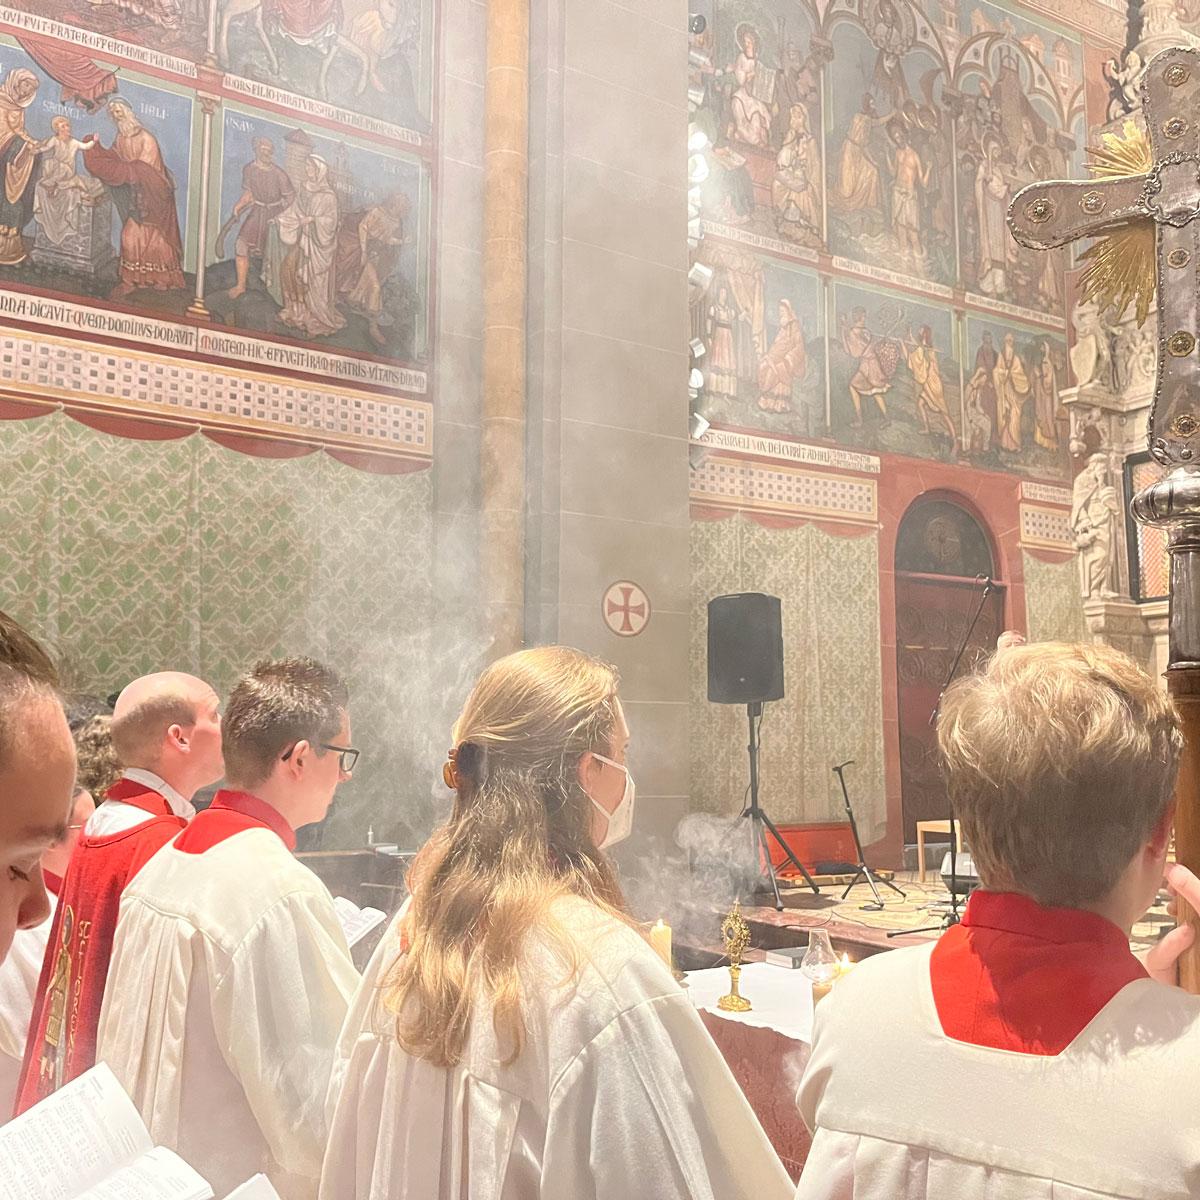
[1077,119,1156,327]
[1088,119,1154,178]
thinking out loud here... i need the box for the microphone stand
[832,759,905,911]
[890,574,992,938]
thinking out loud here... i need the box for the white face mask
[587,752,636,850]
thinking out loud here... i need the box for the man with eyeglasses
[96,657,360,1200]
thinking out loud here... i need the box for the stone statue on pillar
[1070,453,1121,600]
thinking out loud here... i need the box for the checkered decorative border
[692,454,877,523]
[0,332,432,459]
[1019,502,1073,551]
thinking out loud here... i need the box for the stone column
[187,89,220,321]
[526,0,692,846]
[1062,299,1161,669]
[481,0,530,656]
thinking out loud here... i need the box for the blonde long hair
[386,645,632,1068]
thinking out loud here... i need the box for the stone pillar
[526,0,692,846]
[187,89,220,321]
[1062,298,1163,671]
[481,0,529,656]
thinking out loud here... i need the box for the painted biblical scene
[0,42,193,310]
[4,0,436,136]
[824,0,955,286]
[962,314,1068,480]
[206,107,430,362]
[951,4,1083,311]
[688,0,828,251]
[693,243,825,437]
[828,279,959,460]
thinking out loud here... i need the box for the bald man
[15,672,223,1114]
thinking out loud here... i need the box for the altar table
[686,961,814,1181]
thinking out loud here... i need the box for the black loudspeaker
[706,593,784,704]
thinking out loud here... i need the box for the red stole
[13,782,186,1116]
[930,890,1147,1055]
[175,790,296,854]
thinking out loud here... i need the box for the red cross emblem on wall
[602,581,651,637]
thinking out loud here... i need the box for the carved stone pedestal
[32,194,116,276]
[1082,598,1159,673]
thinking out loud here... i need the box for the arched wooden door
[895,498,1005,844]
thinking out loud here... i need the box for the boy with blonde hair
[796,641,1200,1199]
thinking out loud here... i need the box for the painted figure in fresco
[1070,453,1119,599]
[773,104,821,245]
[269,154,345,337]
[757,299,806,413]
[963,366,993,455]
[992,332,1030,453]
[221,0,371,100]
[706,284,739,400]
[840,306,895,426]
[82,99,185,297]
[974,135,1011,297]
[709,123,755,225]
[869,0,909,109]
[338,190,411,343]
[87,0,182,26]
[0,68,41,267]
[729,25,773,148]
[905,325,955,446]
[226,138,294,301]
[348,0,420,100]
[1032,339,1060,451]
[973,331,1000,452]
[834,95,886,217]
[887,120,929,262]
[33,118,101,249]
[771,40,819,146]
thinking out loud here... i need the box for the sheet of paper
[0,1063,152,1200]
[222,1175,283,1200]
[75,1146,211,1200]
[332,896,388,948]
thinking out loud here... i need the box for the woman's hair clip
[443,741,485,790]
[442,747,460,790]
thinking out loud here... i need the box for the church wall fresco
[689,0,1102,483]
[0,2,435,466]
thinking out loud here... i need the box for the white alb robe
[96,824,359,1200]
[320,896,794,1200]
[796,941,1200,1199]
[0,900,53,1117]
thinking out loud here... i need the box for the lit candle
[812,979,834,1004]
[838,953,855,977]
[650,919,672,969]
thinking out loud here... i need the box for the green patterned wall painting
[690,516,887,841]
[1022,550,1087,644]
[0,412,435,849]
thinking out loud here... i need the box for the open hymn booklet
[0,1063,281,1200]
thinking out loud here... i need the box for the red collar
[961,890,1132,950]
[43,870,62,898]
[208,790,296,851]
[103,778,174,818]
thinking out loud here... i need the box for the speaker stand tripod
[739,702,819,910]
[832,759,905,911]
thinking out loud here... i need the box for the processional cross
[1010,45,1200,990]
